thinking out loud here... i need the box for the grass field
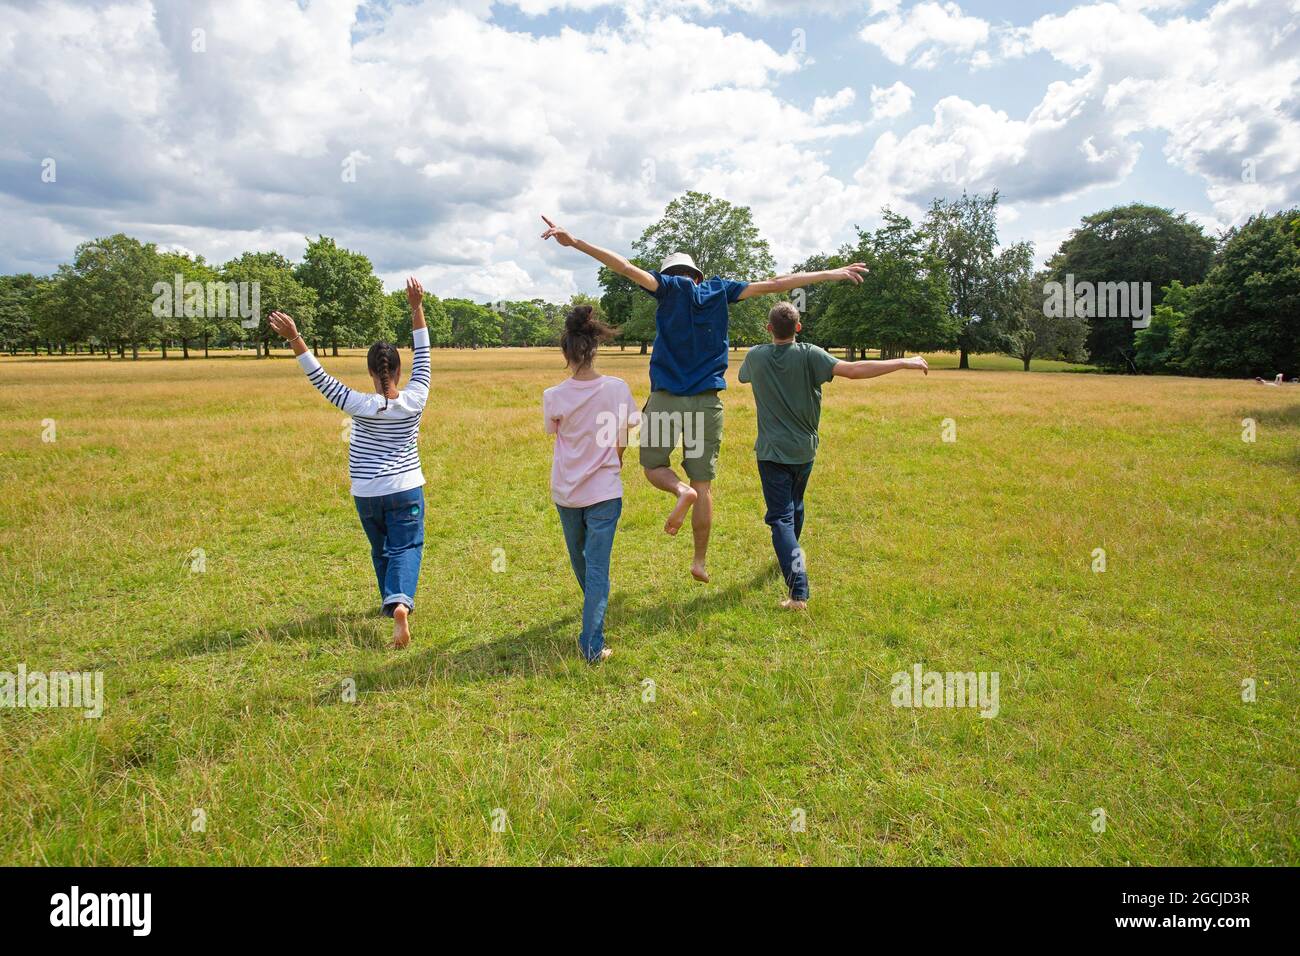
[0,347,1296,865]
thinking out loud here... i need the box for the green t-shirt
[738,341,840,464]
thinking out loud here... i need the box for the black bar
[0,866,1286,941]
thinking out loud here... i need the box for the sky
[1,0,1297,301]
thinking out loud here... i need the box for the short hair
[769,301,800,338]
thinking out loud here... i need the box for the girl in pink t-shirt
[543,306,640,663]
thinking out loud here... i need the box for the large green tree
[1177,209,1300,378]
[1004,270,1089,370]
[1044,203,1214,371]
[0,274,43,354]
[444,298,501,348]
[385,288,450,347]
[294,236,385,355]
[1133,280,1193,374]
[500,299,551,347]
[58,234,161,359]
[924,191,1020,369]
[599,191,779,349]
[154,251,224,358]
[222,251,317,357]
[821,211,955,357]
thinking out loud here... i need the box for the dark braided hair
[367,342,401,410]
[561,305,615,370]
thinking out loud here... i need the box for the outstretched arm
[540,215,658,293]
[737,263,869,300]
[268,310,373,415]
[832,355,929,380]
[404,277,431,408]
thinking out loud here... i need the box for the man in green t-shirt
[738,302,929,609]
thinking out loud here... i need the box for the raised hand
[540,215,577,248]
[405,276,424,312]
[832,263,870,285]
[268,311,299,341]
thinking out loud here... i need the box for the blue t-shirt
[643,271,749,395]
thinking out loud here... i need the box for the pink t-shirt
[543,375,641,508]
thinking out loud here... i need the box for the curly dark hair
[561,305,615,369]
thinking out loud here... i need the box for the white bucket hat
[659,251,704,282]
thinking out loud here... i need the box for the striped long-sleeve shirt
[296,327,431,497]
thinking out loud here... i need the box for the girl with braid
[267,278,431,649]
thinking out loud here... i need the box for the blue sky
[1,0,1295,301]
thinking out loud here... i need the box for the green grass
[0,348,1295,865]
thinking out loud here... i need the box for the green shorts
[637,389,724,482]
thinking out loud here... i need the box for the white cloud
[870,81,915,120]
[812,87,855,119]
[859,1,990,67]
[0,0,866,297]
[1021,0,1300,225]
[0,0,1295,298]
[851,0,1299,235]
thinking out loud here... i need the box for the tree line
[0,234,598,359]
[1,193,1295,377]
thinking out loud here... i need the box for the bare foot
[664,486,698,536]
[691,560,710,583]
[389,604,411,649]
[780,598,808,611]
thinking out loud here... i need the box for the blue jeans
[556,497,622,662]
[354,486,425,617]
[757,459,814,601]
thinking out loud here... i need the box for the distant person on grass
[738,301,928,610]
[540,214,869,584]
[543,305,640,663]
[266,277,430,649]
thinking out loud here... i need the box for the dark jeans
[757,459,814,601]
[353,486,425,617]
[556,497,622,662]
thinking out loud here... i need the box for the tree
[1178,209,1300,378]
[501,299,550,347]
[0,274,43,354]
[924,191,1016,369]
[222,251,317,357]
[620,294,657,354]
[155,251,222,358]
[295,236,385,356]
[1044,203,1214,371]
[385,288,450,347]
[1005,270,1089,370]
[821,211,955,358]
[1133,280,1192,374]
[598,191,779,351]
[444,298,501,348]
[58,234,161,359]
[30,273,83,355]
[979,239,1037,361]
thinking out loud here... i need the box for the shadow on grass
[319,567,776,702]
[153,609,382,662]
[1238,403,1300,427]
